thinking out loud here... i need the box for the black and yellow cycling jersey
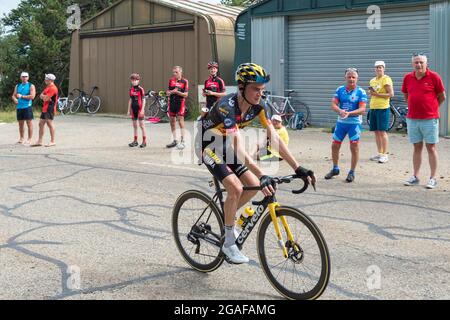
[196,93,272,182]
[201,93,271,136]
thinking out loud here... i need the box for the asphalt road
[1,115,449,300]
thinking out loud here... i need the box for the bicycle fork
[268,203,296,258]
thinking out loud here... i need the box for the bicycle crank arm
[189,231,221,247]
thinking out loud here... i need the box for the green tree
[0,0,114,107]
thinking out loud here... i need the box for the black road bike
[172,175,330,300]
[70,86,101,114]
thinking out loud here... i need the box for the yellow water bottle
[237,207,255,227]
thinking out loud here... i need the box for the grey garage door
[288,6,430,127]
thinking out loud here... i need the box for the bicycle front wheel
[257,206,330,300]
[172,190,225,273]
[87,96,101,114]
[71,97,82,114]
[58,99,69,115]
[159,98,168,113]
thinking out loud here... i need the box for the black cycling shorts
[200,136,248,182]
[131,104,144,121]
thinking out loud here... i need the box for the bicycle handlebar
[243,174,311,204]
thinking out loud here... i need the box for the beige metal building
[69,0,242,114]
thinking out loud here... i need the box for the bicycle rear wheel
[87,96,101,114]
[289,100,311,128]
[172,190,225,273]
[257,206,330,300]
[71,97,82,114]
[147,100,161,118]
[387,108,396,131]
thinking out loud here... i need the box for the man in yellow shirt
[368,61,394,163]
[254,115,289,161]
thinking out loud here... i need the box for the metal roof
[81,0,243,27]
[157,0,243,18]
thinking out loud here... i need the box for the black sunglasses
[412,52,426,57]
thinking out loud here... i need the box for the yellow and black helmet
[235,63,270,84]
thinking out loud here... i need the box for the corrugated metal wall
[288,6,430,127]
[251,17,286,95]
[430,1,450,135]
[78,30,196,114]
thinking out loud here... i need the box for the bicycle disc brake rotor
[285,241,304,263]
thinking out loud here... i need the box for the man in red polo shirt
[402,53,446,189]
[31,74,58,147]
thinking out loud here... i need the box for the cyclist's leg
[202,147,248,263]
[168,115,177,141]
[177,102,187,142]
[236,170,259,210]
[331,122,346,166]
[348,124,361,171]
[168,102,179,142]
[178,115,185,142]
[132,119,138,139]
[202,147,242,227]
[222,174,244,227]
[131,105,140,140]
[138,118,147,144]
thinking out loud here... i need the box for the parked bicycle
[367,97,408,131]
[69,86,101,114]
[57,97,73,115]
[146,90,168,118]
[172,174,330,300]
[263,90,311,130]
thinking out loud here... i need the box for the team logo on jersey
[228,98,235,107]
[207,82,218,89]
[245,111,255,121]
[202,119,214,129]
[224,118,233,127]
[219,107,229,116]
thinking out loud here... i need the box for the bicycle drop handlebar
[241,174,312,206]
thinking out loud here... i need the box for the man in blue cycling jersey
[325,68,367,183]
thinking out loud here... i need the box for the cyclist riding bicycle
[196,62,316,264]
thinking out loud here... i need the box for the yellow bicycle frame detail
[268,202,296,258]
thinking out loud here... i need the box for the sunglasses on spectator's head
[412,52,426,57]
[345,68,359,75]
